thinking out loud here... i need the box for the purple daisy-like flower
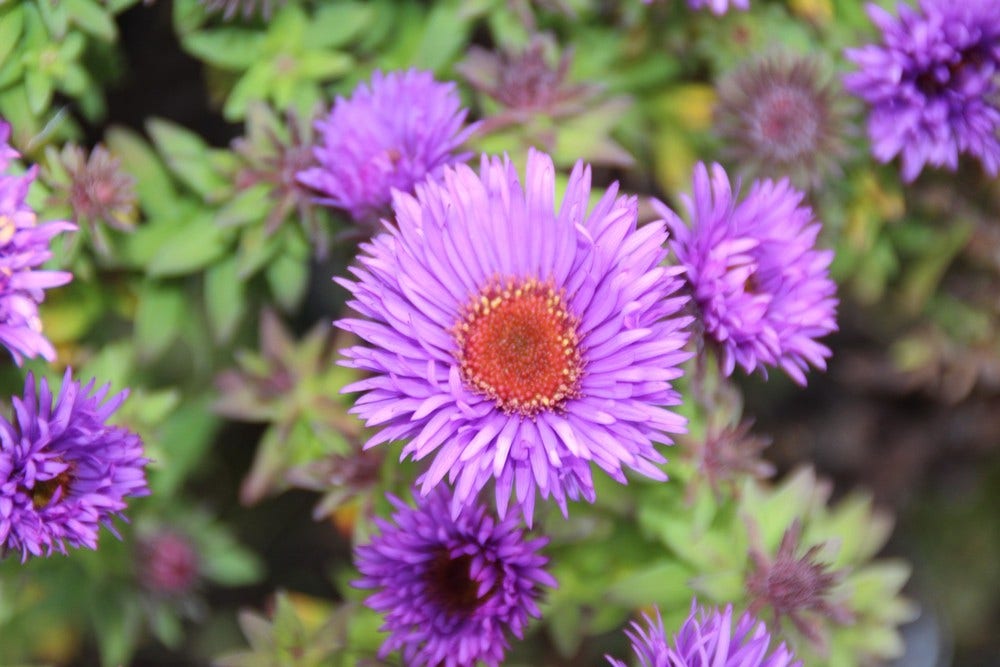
[0,119,75,364]
[298,69,475,225]
[0,370,149,561]
[844,0,1000,182]
[607,602,801,667]
[337,148,691,521]
[688,0,749,14]
[354,488,555,667]
[654,163,837,385]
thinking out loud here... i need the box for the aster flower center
[752,87,820,160]
[29,463,75,509]
[455,278,582,416]
[425,551,484,615]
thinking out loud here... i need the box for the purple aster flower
[337,149,691,521]
[298,69,475,225]
[353,488,556,667]
[0,370,149,561]
[654,163,837,385]
[0,119,75,364]
[607,602,801,667]
[687,0,749,14]
[844,0,1000,182]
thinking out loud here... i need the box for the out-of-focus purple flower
[0,370,149,561]
[655,162,837,385]
[679,0,750,14]
[715,54,850,189]
[607,602,800,667]
[298,70,474,225]
[354,488,555,667]
[338,149,690,522]
[136,529,200,596]
[844,0,1000,182]
[0,120,75,364]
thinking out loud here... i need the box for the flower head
[844,0,1000,181]
[354,488,555,667]
[298,70,474,225]
[687,0,750,14]
[607,602,800,667]
[608,603,800,667]
[746,519,853,651]
[0,119,75,364]
[715,54,850,188]
[0,370,149,561]
[136,529,200,596]
[655,163,837,385]
[338,149,690,522]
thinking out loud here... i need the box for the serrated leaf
[205,256,246,343]
[147,213,231,277]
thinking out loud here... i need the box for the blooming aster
[654,163,837,385]
[0,370,149,561]
[607,602,800,667]
[687,0,749,14]
[298,69,475,225]
[338,149,691,521]
[354,488,555,667]
[844,0,1000,182]
[0,119,75,363]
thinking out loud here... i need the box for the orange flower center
[455,278,582,416]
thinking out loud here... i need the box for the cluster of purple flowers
[302,58,841,664]
[0,120,75,364]
[0,118,148,563]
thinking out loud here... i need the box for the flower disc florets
[338,149,691,521]
[353,489,555,667]
[607,602,801,667]
[455,277,582,416]
[655,162,837,385]
[844,0,1000,181]
[298,69,474,225]
[0,370,149,561]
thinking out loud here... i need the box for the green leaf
[412,0,471,71]
[265,242,309,312]
[106,126,179,218]
[148,395,220,496]
[0,6,25,68]
[606,561,693,607]
[147,117,230,200]
[92,594,142,667]
[307,2,373,49]
[147,213,231,277]
[224,61,272,121]
[182,27,264,70]
[216,184,270,228]
[134,281,186,360]
[24,67,52,115]
[205,255,246,343]
[65,0,116,41]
